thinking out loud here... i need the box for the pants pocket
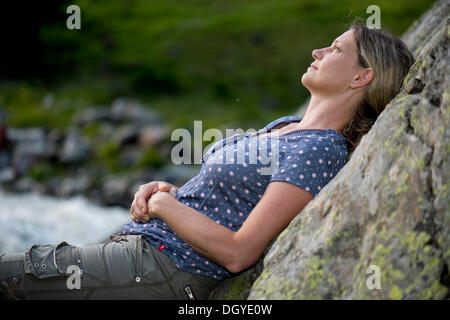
[110,234,144,283]
[24,242,83,280]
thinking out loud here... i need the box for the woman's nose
[312,48,321,60]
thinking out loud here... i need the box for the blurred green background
[0,0,436,195]
[1,0,435,131]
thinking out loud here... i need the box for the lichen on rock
[211,0,450,300]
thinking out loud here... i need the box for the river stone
[8,127,56,175]
[211,0,450,300]
[110,98,162,124]
[59,128,91,164]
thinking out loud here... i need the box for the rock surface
[212,0,450,300]
[0,97,194,207]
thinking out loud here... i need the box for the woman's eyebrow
[332,39,344,47]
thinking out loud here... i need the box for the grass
[0,0,436,176]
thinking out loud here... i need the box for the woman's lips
[309,64,318,70]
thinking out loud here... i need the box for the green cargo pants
[0,234,221,300]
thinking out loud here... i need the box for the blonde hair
[342,23,415,154]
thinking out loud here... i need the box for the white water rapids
[0,190,130,254]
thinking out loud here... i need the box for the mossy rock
[215,0,450,300]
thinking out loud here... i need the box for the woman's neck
[297,93,360,134]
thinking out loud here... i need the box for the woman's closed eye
[332,45,341,52]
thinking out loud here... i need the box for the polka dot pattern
[121,115,349,280]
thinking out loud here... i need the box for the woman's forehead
[334,30,356,50]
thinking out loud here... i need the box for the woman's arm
[149,181,314,273]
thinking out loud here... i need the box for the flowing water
[0,190,130,254]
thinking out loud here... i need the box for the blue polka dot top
[121,115,349,279]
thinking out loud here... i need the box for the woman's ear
[350,68,374,89]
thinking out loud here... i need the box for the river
[0,189,130,254]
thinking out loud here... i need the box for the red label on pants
[158,244,166,251]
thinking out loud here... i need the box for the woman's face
[301,29,362,95]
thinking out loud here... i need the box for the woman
[0,23,414,300]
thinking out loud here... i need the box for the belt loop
[110,234,128,242]
[53,242,69,276]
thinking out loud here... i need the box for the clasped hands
[129,181,178,223]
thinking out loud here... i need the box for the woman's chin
[301,73,313,87]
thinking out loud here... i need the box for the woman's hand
[130,181,178,223]
[147,190,177,219]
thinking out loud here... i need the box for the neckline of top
[282,128,345,138]
[251,127,347,140]
[255,116,347,140]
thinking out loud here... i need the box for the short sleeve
[269,140,345,197]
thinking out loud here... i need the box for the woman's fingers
[131,195,145,222]
[130,181,179,223]
[139,214,150,223]
[157,183,171,192]
[133,181,162,222]
[136,182,158,214]
[130,198,138,222]
[157,182,178,198]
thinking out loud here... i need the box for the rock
[58,128,90,164]
[101,174,133,207]
[246,1,449,300]
[212,0,450,300]
[74,106,111,125]
[401,0,450,57]
[0,167,15,183]
[8,127,55,175]
[110,98,162,124]
[209,260,264,300]
[112,124,141,146]
[55,174,93,198]
[75,99,162,126]
[6,127,49,148]
[0,151,10,169]
[0,111,7,149]
[118,145,143,168]
[138,125,169,149]
[13,177,37,193]
[42,93,55,109]
[11,146,39,176]
[111,123,169,149]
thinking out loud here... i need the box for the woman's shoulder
[281,131,348,159]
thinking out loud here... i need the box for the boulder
[138,125,169,149]
[75,99,162,126]
[101,174,134,207]
[110,98,162,124]
[8,127,56,175]
[74,106,111,125]
[212,0,450,300]
[58,128,90,164]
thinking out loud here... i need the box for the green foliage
[97,141,121,173]
[137,148,165,169]
[82,123,102,140]
[0,81,114,129]
[0,0,436,177]
[38,0,435,114]
[27,162,63,182]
